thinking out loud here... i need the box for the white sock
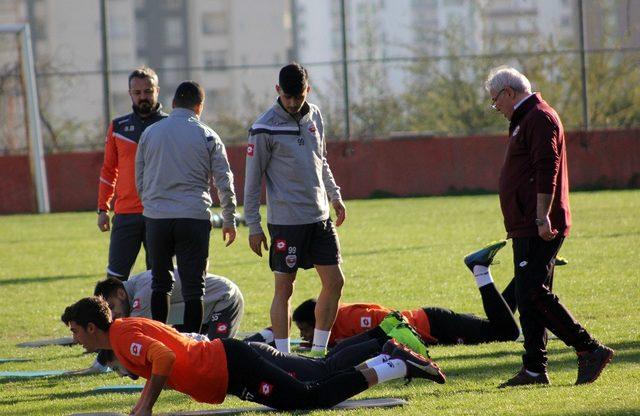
[472,265,494,288]
[311,329,331,353]
[275,338,290,353]
[525,369,541,377]
[372,359,407,383]
[259,328,274,344]
[363,354,390,368]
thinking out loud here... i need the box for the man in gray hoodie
[136,81,237,333]
[244,63,346,356]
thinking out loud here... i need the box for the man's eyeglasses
[491,89,506,110]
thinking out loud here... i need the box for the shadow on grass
[442,339,639,382]
[0,274,93,286]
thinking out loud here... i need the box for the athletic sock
[371,359,407,383]
[275,338,290,353]
[311,329,331,354]
[363,354,390,368]
[258,328,275,344]
[472,265,494,288]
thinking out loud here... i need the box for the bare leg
[270,272,296,340]
[314,264,345,331]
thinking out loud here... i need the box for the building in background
[0,0,638,152]
[0,0,291,152]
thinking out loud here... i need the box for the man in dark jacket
[485,66,613,387]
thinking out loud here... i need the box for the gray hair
[484,66,532,94]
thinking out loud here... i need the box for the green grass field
[0,190,638,416]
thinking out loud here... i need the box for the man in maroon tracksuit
[485,66,613,387]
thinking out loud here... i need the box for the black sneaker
[383,339,446,384]
[576,345,614,385]
[498,367,550,388]
[463,240,507,271]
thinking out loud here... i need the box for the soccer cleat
[379,311,408,335]
[387,322,431,358]
[498,367,550,388]
[555,256,568,266]
[464,240,507,271]
[384,339,446,384]
[575,344,614,385]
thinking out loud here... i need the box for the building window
[202,12,228,35]
[163,0,182,11]
[162,55,183,85]
[203,51,227,68]
[109,16,130,38]
[165,18,183,48]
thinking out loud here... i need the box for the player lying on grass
[68,269,243,375]
[62,297,445,414]
[249,241,521,355]
[100,321,432,386]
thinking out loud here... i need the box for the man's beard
[133,100,154,115]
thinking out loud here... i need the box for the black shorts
[267,219,341,273]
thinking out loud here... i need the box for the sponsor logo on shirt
[512,125,520,137]
[216,322,228,333]
[124,125,135,132]
[130,342,143,357]
[247,143,255,156]
[360,316,372,328]
[287,371,297,378]
[259,381,274,397]
[132,298,141,310]
[285,254,297,268]
[275,239,287,252]
[519,260,528,268]
[309,124,317,133]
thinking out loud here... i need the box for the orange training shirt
[109,317,228,404]
[329,303,436,345]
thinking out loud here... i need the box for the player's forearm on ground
[536,193,554,219]
[137,374,168,413]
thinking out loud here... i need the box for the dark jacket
[498,93,571,238]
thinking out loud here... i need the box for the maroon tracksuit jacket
[498,93,571,238]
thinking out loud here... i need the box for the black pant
[512,236,595,372]
[222,339,369,410]
[426,283,520,345]
[247,340,379,381]
[145,217,211,300]
[108,213,149,279]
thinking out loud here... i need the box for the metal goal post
[0,23,49,213]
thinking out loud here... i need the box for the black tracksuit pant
[327,282,520,355]
[511,236,596,372]
[222,339,369,410]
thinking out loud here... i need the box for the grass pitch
[0,190,638,415]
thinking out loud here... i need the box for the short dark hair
[94,277,125,299]
[128,66,158,88]
[173,80,204,109]
[61,296,112,331]
[292,298,317,326]
[279,62,309,95]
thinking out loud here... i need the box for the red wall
[1,129,638,214]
